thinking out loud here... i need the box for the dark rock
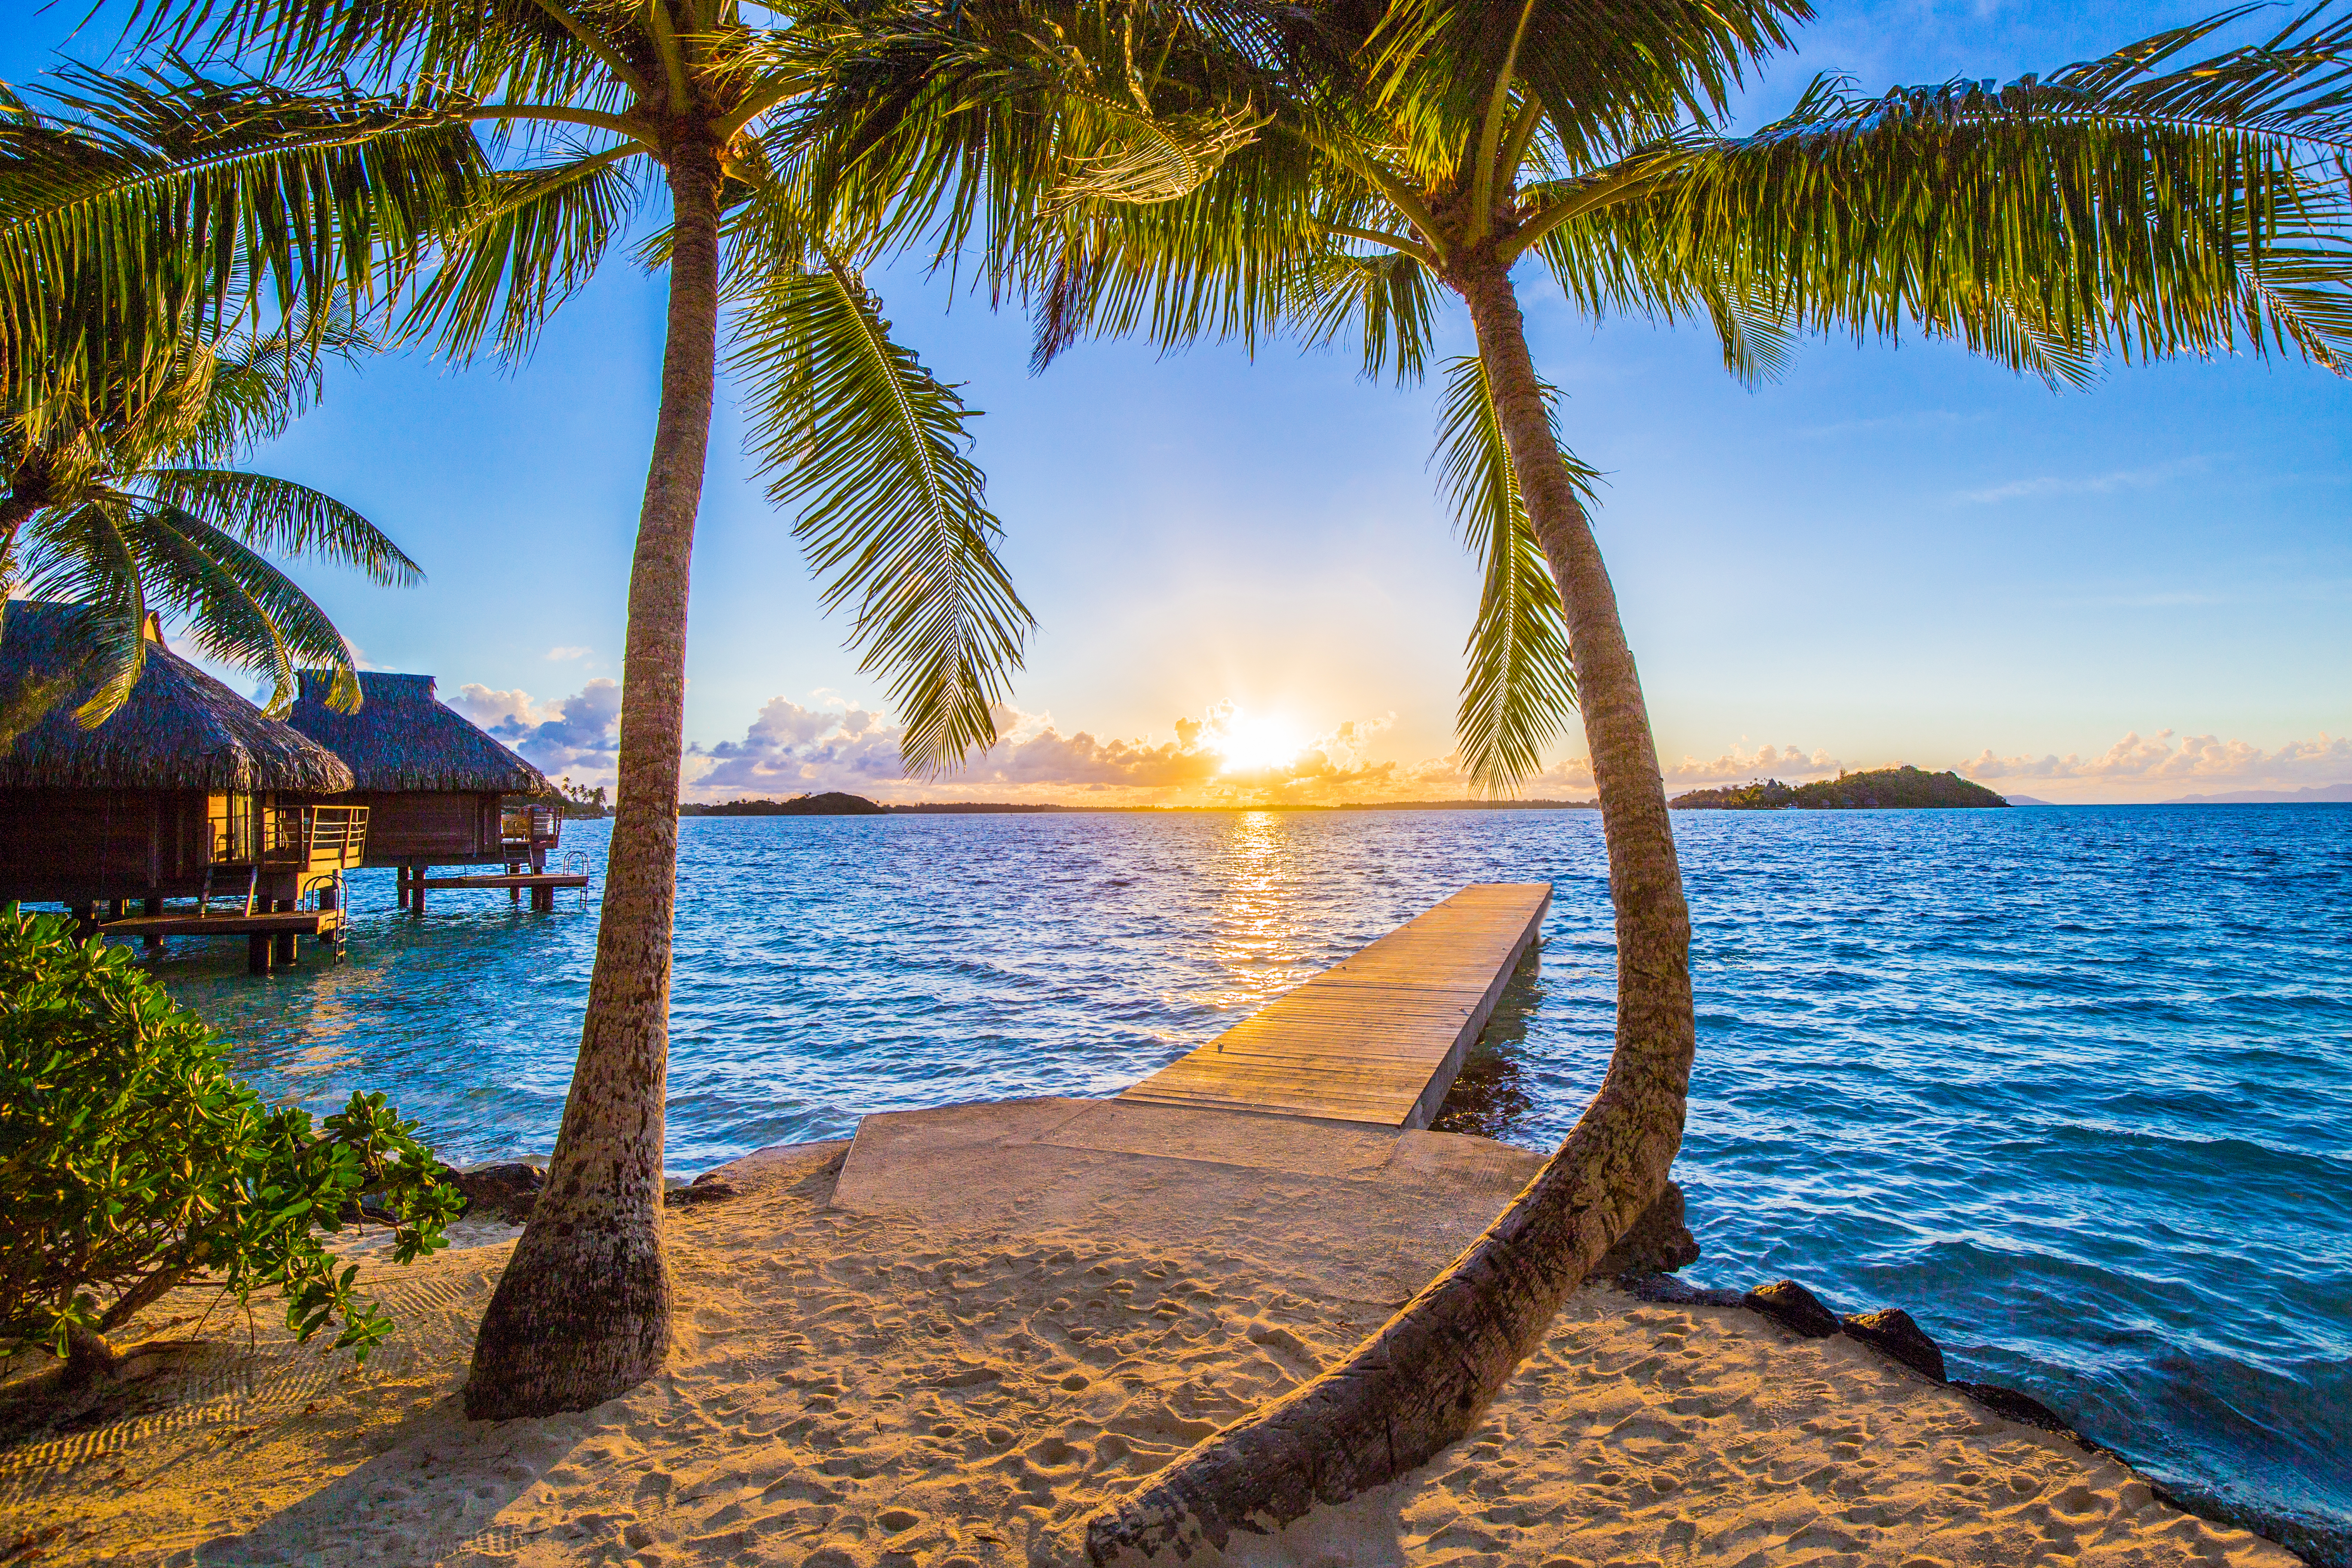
[1841,1307,1947,1381]
[665,1178,741,1208]
[1619,1273,1746,1308]
[1743,1279,1841,1338]
[449,1161,544,1225]
[1594,1182,1702,1277]
[1951,1380,2081,1438]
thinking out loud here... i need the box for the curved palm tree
[814,0,2352,1553]
[1,309,416,726]
[67,1,1036,1417]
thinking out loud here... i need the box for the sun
[1215,711,1308,774]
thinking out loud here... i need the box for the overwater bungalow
[286,670,582,912]
[0,601,368,969]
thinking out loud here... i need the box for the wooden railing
[209,802,370,875]
[499,802,562,852]
[294,806,369,873]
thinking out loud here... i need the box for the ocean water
[149,806,2351,1559]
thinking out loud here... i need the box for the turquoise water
[149,807,2351,1560]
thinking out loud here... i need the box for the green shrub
[0,910,460,1376]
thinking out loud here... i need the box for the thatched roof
[0,601,356,793]
[289,670,550,796]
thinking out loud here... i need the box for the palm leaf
[17,498,151,726]
[1531,10,2352,381]
[1432,354,1580,791]
[118,502,365,714]
[2,64,483,398]
[401,145,648,363]
[133,468,424,587]
[1295,246,1439,383]
[731,212,1032,770]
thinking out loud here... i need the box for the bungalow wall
[336,790,504,867]
[0,788,217,904]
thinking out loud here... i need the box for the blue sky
[9,0,2348,803]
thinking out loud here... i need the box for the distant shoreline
[672,793,1602,817]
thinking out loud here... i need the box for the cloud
[1661,742,1845,787]
[545,645,591,662]
[1957,729,2352,791]
[1798,410,1989,440]
[681,697,1418,802]
[454,678,622,783]
[1958,457,2205,505]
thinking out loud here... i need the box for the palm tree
[815,1,2352,1552]
[0,306,415,727]
[63,2,1035,1417]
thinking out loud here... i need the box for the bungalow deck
[403,868,590,912]
[97,906,345,974]
[1116,882,1552,1128]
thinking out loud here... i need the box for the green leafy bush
[0,910,459,1376]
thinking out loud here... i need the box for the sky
[7,0,2349,805]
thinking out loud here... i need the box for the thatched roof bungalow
[0,600,356,909]
[287,671,561,871]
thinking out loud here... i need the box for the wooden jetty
[1118,882,1551,1128]
[402,868,590,913]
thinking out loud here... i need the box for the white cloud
[545,645,591,662]
[455,678,622,784]
[1663,742,1845,787]
[1958,457,2205,505]
[1798,410,1989,439]
[1957,729,2352,790]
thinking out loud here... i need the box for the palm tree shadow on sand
[186,1393,580,1562]
[1429,946,1543,1142]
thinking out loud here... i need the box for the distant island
[678,792,889,817]
[1672,766,2009,811]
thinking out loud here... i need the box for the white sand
[0,1137,2292,1568]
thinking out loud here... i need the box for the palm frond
[1295,246,1439,383]
[1534,10,2352,380]
[401,144,647,362]
[1049,100,1266,210]
[1,64,483,419]
[1432,354,1580,792]
[731,210,1031,770]
[133,468,424,587]
[17,499,150,727]
[117,503,364,715]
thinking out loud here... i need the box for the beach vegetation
[557,778,610,819]
[813,0,2352,1547]
[27,0,1038,1417]
[0,910,459,1383]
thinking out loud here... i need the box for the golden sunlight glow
[1214,711,1308,774]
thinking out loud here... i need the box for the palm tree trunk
[1077,249,1694,1562]
[463,144,726,1421]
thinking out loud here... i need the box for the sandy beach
[0,1132,2294,1568]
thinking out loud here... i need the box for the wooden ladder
[197,862,259,918]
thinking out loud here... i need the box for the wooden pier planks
[1118,882,1551,1129]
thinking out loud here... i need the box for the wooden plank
[1118,882,1549,1129]
[416,873,590,890]
[100,910,338,937]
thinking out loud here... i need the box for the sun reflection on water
[1199,810,1322,1010]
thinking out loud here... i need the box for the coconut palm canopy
[0,600,353,793]
[288,669,549,796]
